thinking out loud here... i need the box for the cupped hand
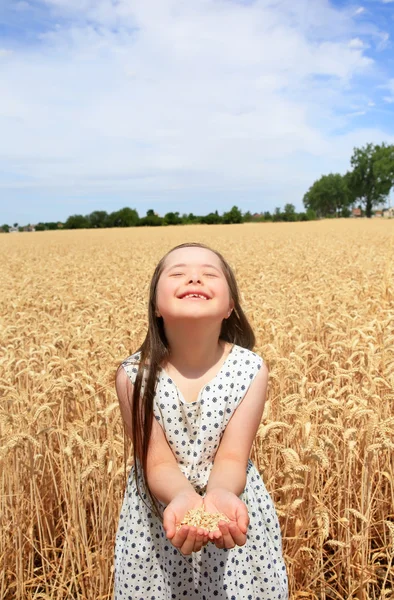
[203,488,249,550]
[163,492,210,555]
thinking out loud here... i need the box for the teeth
[183,294,208,299]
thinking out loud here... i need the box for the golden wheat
[176,506,230,532]
[1,220,393,599]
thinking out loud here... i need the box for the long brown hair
[124,242,255,521]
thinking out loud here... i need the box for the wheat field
[1,221,393,600]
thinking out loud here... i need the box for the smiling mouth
[179,293,210,300]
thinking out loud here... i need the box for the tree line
[2,141,393,232]
[2,204,318,232]
[303,142,394,218]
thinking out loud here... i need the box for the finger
[214,535,225,549]
[180,526,197,556]
[209,528,222,542]
[218,521,236,549]
[170,525,189,548]
[193,528,206,553]
[236,504,250,534]
[163,511,177,539]
[228,521,247,547]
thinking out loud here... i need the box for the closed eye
[171,273,184,277]
[204,273,218,277]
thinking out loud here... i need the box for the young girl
[114,242,288,600]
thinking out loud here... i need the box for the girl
[114,242,288,600]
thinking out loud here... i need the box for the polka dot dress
[114,344,288,600]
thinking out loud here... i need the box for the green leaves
[303,143,394,218]
[303,173,350,218]
[347,143,394,216]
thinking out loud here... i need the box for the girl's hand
[203,488,249,550]
[163,492,210,555]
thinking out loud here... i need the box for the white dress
[114,344,288,600]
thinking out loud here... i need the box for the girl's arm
[206,364,269,496]
[115,365,197,505]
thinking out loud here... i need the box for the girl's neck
[164,322,227,375]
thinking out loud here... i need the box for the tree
[201,211,222,225]
[64,214,90,229]
[347,142,394,218]
[303,173,350,218]
[107,207,139,227]
[1,224,9,232]
[164,211,182,225]
[137,209,163,227]
[243,211,253,222]
[272,207,282,222]
[186,213,201,224]
[13,223,18,228]
[88,210,109,228]
[222,205,243,224]
[282,203,297,222]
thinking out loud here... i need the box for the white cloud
[381,78,394,103]
[0,0,392,217]
[348,37,365,48]
[354,7,366,15]
[376,31,390,51]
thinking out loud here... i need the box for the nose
[188,273,201,284]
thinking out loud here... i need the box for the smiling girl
[114,242,288,600]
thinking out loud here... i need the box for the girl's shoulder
[121,349,142,368]
[119,350,144,385]
[233,344,265,367]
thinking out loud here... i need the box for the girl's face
[155,247,234,324]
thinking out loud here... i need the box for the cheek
[156,279,175,309]
[217,281,232,303]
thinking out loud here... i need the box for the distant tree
[18,226,24,232]
[222,205,243,224]
[243,211,253,222]
[138,209,163,227]
[107,207,139,227]
[306,208,317,220]
[201,211,222,225]
[88,210,109,228]
[164,211,182,225]
[346,142,394,218]
[303,173,350,218]
[282,203,297,222]
[186,213,201,223]
[13,223,18,228]
[272,207,282,222]
[1,224,9,232]
[35,223,46,231]
[263,211,272,221]
[64,214,90,229]
[45,222,58,230]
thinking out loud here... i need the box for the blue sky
[1,0,394,224]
